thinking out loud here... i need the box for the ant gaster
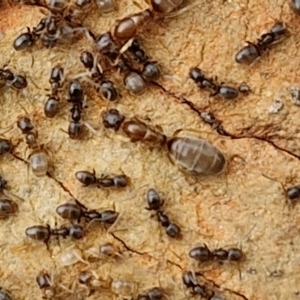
[102,109,125,131]
[0,139,11,155]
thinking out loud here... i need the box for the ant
[122,118,166,146]
[75,170,129,188]
[79,50,119,101]
[182,271,214,299]
[0,67,28,91]
[44,65,64,118]
[17,116,49,177]
[0,139,12,156]
[56,199,119,225]
[124,39,161,81]
[0,198,18,219]
[102,109,125,131]
[189,244,243,262]
[25,223,84,244]
[286,185,300,202]
[94,9,154,66]
[146,188,181,238]
[137,287,164,300]
[189,67,240,100]
[235,22,287,65]
[67,80,86,139]
[36,270,56,300]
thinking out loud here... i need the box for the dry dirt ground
[0,0,300,299]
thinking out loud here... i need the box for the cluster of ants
[36,267,169,300]
[25,198,119,246]
[2,0,299,299]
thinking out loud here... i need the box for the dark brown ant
[67,80,85,139]
[189,245,243,262]
[75,170,129,188]
[13,27,39,51]
[182,271,214,299]
[146,188,180,238]
[36,270,55,299]
[44,65,64,118]
[189,67,239,100]
[0,199,18,219]
[286,185,300,201]
[235,22,287,65]
[0,175,7,193]
[126,39,149,64]
[0,139,11,155]
[17,117,49,176]
[0,68,28,91]
[56,200,119,225]
[25,224,84,243]
[137,287,164,300]
[0,287,12,300]
[79,51,119,101]
[123,39,160,82]
[101,109,125,131]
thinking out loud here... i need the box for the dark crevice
[153,82,300,161]
[196,272,249,300]
[151,81,203,117]
[46,171,76,199]
[166,259,183,270]
[229,134,300,160]
[109,232,147,256]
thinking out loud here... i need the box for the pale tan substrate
[0,1,299,299]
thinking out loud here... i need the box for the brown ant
[137,287,164,300]
[25,223,84,244]
[56,199,119,225]
[0,67,28,91]
[286,185,300,202]
[101,109,125,131]
[189,244,243,262]
[0,139,12,156]
[44,65,64,118]
[17,116,49,177]
[182,271,214,299]
[75,170,129,188]
[189,67,240,100]
[235,22,287,65]
[146,188,181,238]
[36,270,56,299]
[79,50,119,101]
[67,80,86,139]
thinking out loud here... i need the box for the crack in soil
[45,171,77,199]
[109,232,147,256]
[153,82,300,161]
[196,272,249,300]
